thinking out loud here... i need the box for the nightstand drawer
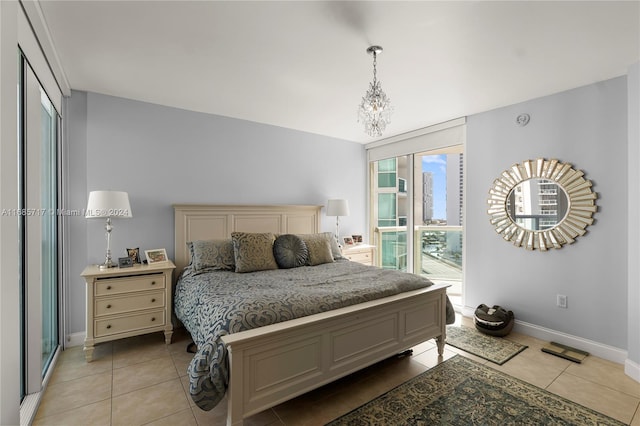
[95,291,165,317]
[345,251,372,265]
[342,244,376,266]
[95,274,165,296]
[94,310,166,337]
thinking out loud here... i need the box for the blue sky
[421,154,447,220]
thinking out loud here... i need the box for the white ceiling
[38,1,639,143]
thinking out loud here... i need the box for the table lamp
[326,199,349,245]
[86,190,132,269]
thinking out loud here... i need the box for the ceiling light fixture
[357,45,393,137]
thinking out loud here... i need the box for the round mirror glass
[487,158,597,250]
[506,178,569,231]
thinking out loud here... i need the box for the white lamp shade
[85,191,133,218]
[326,199,349,217]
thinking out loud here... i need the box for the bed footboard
[221,284,447,426]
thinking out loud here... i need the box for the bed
[173,204,454,425]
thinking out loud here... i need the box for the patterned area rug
[327,356,625,426]
[445,325,527,365]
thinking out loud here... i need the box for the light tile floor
[34,316,640,425]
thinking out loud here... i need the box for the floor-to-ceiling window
[368,119,465,306]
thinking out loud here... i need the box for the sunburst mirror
[487,158,597,250]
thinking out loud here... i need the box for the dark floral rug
[326,356,624,426]
[445,325,527,365]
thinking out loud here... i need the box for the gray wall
[465,76,628,349]
[65,92,366,335]
[65,91,88,338]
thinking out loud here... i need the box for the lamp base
[100,233,116,270]
[99,247,114,270]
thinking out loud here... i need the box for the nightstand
[342,244,376,266]
[80,260,176,362]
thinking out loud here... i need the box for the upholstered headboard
[173,204,322,274]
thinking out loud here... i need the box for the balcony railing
[373,225,463,282]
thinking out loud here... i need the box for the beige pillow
[298,233,335,266]
[231,232,278,273]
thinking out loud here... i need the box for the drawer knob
[106,325,111,329]
[106,304,112,309]
[151,317,156,322]
[151,281,156,285]
[151,298,156,303]
[106,286,112,290]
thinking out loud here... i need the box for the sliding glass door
[40,88,59,377]
[19,52,61,399]
[370,145,464,302]
[413,148,463,302]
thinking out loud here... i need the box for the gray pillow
[188,239,235,272]
[273,234,309,269]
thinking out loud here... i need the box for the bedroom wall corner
[64,90,89,341]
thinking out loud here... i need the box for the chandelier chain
[372,51,377,84]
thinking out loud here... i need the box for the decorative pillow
[321,231,344,259]
[188,239,235,272]
[231,232,279,273]
[273,234,309,269]
[298,233,335,266]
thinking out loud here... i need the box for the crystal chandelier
[357,45,393,137]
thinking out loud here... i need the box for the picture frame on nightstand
[342,236,354,246]
[127,247,141,264]
[117,257,133,268]
[145,248,168,264]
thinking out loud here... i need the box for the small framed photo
[351,234,363,244]
[342,236,354,246]
[127,247,140,264]
[145,248,168,264]
[118,257,133,268]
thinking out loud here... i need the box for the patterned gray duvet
[174,259,453,411]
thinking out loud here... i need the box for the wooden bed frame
[174,204,447,426]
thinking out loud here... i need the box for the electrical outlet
[557,294,568,308]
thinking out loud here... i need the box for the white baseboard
[65,332,85,348]
[625,358,640,382]
[460,306,632,370]
[460,305,476,318]
[513,320,628,365]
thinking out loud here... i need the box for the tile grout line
[561,368,640,400]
